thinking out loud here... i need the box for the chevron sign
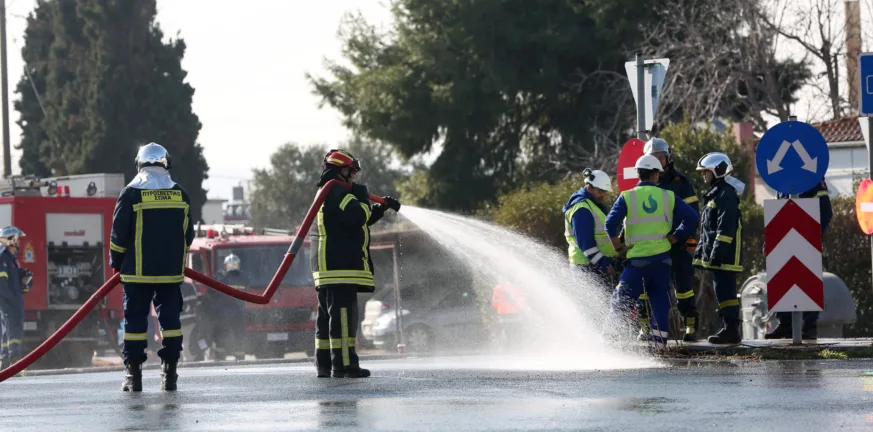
[765,198,824,312]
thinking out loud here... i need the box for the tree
[249,139,405,230]
[309,0,659,211]
[14,0,209,221]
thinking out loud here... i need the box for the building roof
[813,116,863,143]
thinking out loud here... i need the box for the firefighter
[110,142,195,392]
[312,149,401,378]
[693,152,743,344]
[765,178,832,340]
[643,138,700,341]
[199,254,247,360]
[604,155,699,348]
[0,226,26,369]
[562,168,618,292]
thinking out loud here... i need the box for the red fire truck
[0,173,124,368]
[183,225,318,359]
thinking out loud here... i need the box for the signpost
[858,52,873,295]
[855,178,873,235]
[616,138,646,192]
[625,55,669,140]
[756,119,829,344]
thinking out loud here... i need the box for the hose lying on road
[0,180,385,383]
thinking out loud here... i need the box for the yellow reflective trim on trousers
[120,274,185,283]
[691,259,743,272]
[110,242,127,253]
[341,308,350,367]
[315,277,375,287]
[0,271,8,279]
[316,338,331,350]
[715,234,733,243]
[313,270,373,279]
[339,194,356,211]
[328,338,356,349]
[317,207,327,272]
[675,290,694,300]
[161,329,183,338]
[815,191,828,197]
[719,299,740,309]
[124,332,148,341]
[683,195,698,204]
[639,293,649,300]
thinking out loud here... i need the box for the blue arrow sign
[755,120,829,195]
[859,53,873,115]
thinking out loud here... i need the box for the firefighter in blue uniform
[0,226,26,370]
[562,168,619,292]
[604,155,699,348]
[312,149,401,378]
[766,178,832,339]
[110,143,195,392]
[693,152,744,344]
[642,138,701,341]
[211,254,247,360]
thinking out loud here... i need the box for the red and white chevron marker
[764,198,823,312]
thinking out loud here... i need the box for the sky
[2,0,393,200]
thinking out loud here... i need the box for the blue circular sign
[755,120,829,195]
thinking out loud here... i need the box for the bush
[824,196,873,336]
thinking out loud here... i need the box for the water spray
[0,180,386,383]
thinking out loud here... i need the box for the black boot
[802,321,818,340]
[765,322,792,340]
[0,358,8,370]
[317,367,331,378]
[122,362,143,392]
[682,311,699,342]
[161,360,178,391]
[707,318,742,345]
[333,367,371,378]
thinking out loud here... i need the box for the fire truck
[183,225,318,359]
[0,173,124,368]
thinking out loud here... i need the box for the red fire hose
[0,180,385,382]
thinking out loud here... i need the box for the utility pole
[0,0,11,178]
[636,53,646,140]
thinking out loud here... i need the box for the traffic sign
[765,198,824,312]
[755,120,829,195]
[859,53,873,115]
[625,58,669,133]
[616,138,645,192]
[856,178,873,234]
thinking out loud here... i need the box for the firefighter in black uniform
[766,178,832,339]
[211,254,247,360]
[110,142,195,392]
[693,152,743,344]
[312,149,401,378]
[643,138,701,341]
[0,226,27,370]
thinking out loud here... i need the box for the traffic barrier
[0,180,386,382]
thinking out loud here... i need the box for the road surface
[2,356,873,431]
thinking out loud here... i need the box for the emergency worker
[0,226,26,369]
[562,168,619,291]
[199,254,247,360]
[110,143,195,392]
[604,155,699,348]
[312,149,401,378]
[693,152,743,344]
[643,138,700,341]
[766,178,832,339]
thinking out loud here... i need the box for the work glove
[19,269,32,293]
[351,184,370,203]
[382,196,401,212]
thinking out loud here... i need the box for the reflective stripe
[590,252,604,264]
[706,201,717,208]
[692,259,743,272]
[314,277,375,287]
[120,274,185,284]
[361,203,371,273]
[715,234,733,243]
[328,338,356,349]
[182,205,190,275]
[132,202,189,211]
[135,206,143,276]
[124,332,148,341]
[583,246,599,255]
[815,191,828,197]
[110,242,127,253]
[623,186,673,258]
[317,207,327,272]
[675,290,694,300]
[339,194,356,210]
[639,293,649,300]
[316,338,331,350]
[564,199,617,265]
[341,308,350,366]
[313,270,373,279]
[0,271,7,279]
[161,329,183,338]
[719,299,740,309]
[683,196,698,204]
[652,329,669,338]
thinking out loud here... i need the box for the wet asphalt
[2,356,873,431]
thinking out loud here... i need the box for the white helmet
[582,168,612,192]
[224,254,241,272]
[696,152,733,179]
[135,142,171,171]
[644,137,672,163]
[634,154,664,172]
[0,226,25,247]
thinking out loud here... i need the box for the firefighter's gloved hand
[382,196,401,212]
[352,184,370,203]
[19,269,32,293]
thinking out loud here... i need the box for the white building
[201,198,228,224]
[753,116,867,203]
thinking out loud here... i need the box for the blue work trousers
[610,259,672,343]
[122,283,183,366]
[0,298,23,360]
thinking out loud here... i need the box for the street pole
[867,114,873,297]
[636,53,646,140]
[785,115,803,345]
[0,0,10,178]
